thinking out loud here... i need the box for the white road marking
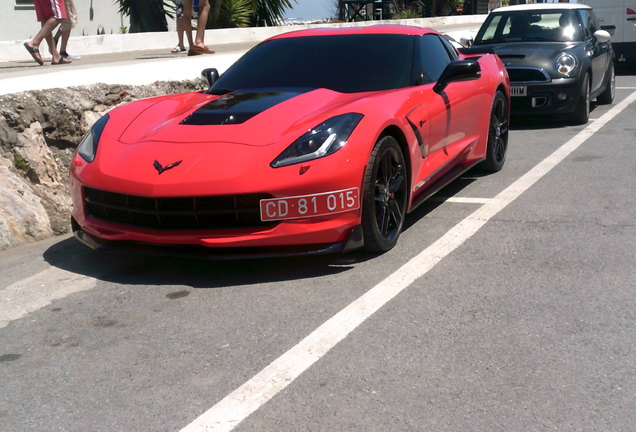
[180,90,636,432]
[616,87,636,89]
[431,196,493,204]
[0,267,96,329]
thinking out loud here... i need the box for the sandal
[24,42,44,66]
[171,45,186,53]
[51,57,72,65]
[189,45,215,55]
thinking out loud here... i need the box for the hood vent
[180,88,310,126]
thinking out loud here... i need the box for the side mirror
[594,30,611,43]
[201,68,219,87]
[433,60,481,94]
[460,35,474,47]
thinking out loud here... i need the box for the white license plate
[511,86,527,97]
[260,188,360,221]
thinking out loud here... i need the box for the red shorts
[34,0,68,22]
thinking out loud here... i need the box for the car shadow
[509,104,600,130]
[42,235,376,288]
[616,63,636,76]
[402,175,477,232]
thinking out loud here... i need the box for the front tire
[571,73,590,125]
[361,136,408,253]
[481,90,509,173]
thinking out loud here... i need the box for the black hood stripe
[181,88,311,126]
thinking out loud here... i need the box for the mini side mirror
[201,68,219,87]
[594,30,611,44]
[433,60,481,94]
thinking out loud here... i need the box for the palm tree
[250,0,296,27]
[114,0,175,33]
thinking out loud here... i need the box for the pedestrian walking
[23,0,71,65]
[53,0,81,60]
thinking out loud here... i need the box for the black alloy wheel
[361,136,408,253]
[481,90,509,173]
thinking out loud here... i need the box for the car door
[581,9,612,93]
[408,34,485,187]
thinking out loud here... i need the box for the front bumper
[509,77,581,116]
[72,217,364,259]
[69,150,367,255]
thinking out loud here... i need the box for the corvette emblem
[153,160,182,175]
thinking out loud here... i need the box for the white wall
[0,0,131,41]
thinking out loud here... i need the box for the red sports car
[70,25,510,258]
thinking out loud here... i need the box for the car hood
[473,41,581,69]
[116,88,367,146]
[86,87,378,194]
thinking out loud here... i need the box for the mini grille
[507,68,550,83]
[83,187,276,230]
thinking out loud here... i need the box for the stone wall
[0,80,205,250]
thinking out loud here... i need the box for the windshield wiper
[207,88,233,95]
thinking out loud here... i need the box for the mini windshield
[474,10,584,44]
[209,34,415,94]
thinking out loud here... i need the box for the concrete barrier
[0,15,486,63]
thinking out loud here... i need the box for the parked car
[70,26,510,258]
[463,3,615,124]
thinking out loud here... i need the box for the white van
[577,0,636,63]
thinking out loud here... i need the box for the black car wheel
[481,90,509,173]
[597,63,615,105]
[571,73,590,125]
[361,136,408,253]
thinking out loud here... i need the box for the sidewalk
[0,17,485,96]
[0,42,255,96]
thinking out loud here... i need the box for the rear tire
[361,136,408,253]
[571,73,590,125]
[597,63,615,105]
[481,90,509,173]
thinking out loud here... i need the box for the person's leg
[194,0,211,49]
[58,29,70,54]
[172,1,188,52]
[176,18,185,49]
[183,0,200,54]
[28,17,60,48]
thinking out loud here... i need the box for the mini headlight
[555,52,577,77]
[271,113,363,168]
[77,113,110,162]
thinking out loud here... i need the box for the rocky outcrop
[0,80,205,250]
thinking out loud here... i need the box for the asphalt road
[1,71,635,431]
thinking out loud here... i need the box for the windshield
[474,10,584,44]
[209,34,415,94]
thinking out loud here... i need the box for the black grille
[507,68,550,83]
[84,187,276,230]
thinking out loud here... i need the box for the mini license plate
[511,86,527,97]
[260,188,360,221]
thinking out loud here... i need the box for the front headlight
[555,52,577,77]
[77,113,110,162]
[271,113,364,168]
